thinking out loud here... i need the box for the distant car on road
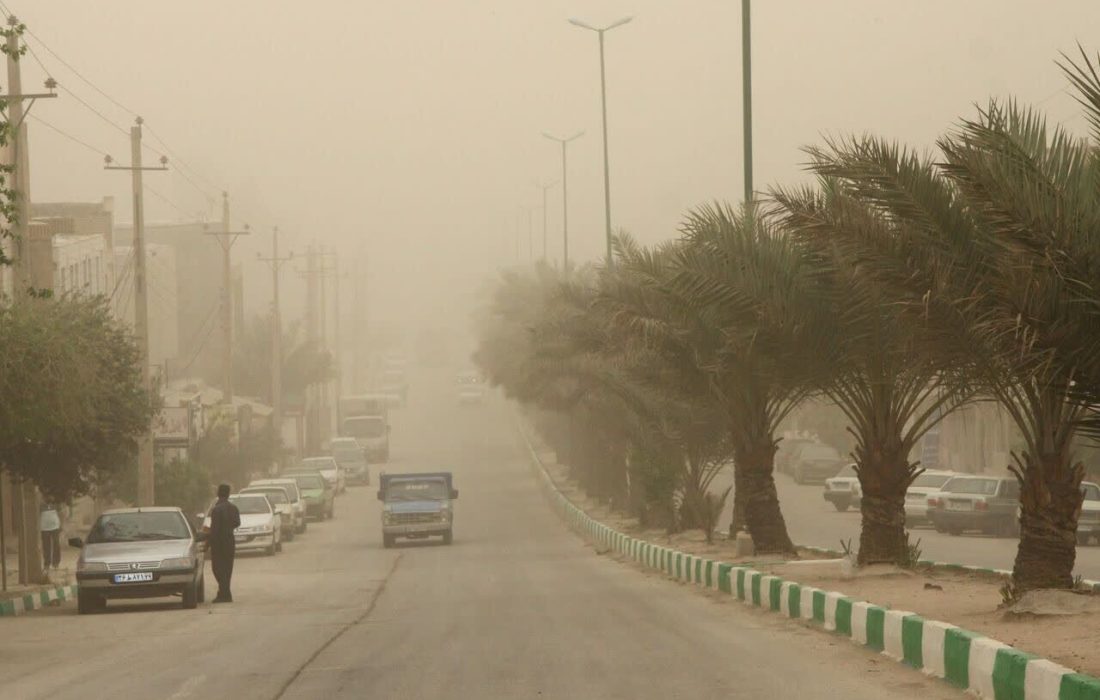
[329,436,370,485]
[790,443,847,485]
[1079,481,1100,546]
[822,464,860,511]
[904,470,959,527]
[775,437,818,476]
[457,370,485,404]
[240,485,297,541]
[300,455,345,493]
[248,478,307,534]
[282,470,335,520]
[69,507,206,614]
[202,494,283,556]
[926,475,1020,537]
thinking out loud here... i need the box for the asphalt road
[713,466,1100,580]
[1,367,963,700]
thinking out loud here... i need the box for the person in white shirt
[39,504,62,570]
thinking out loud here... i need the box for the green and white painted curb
[0,584,78,617]
[521,429,1100,700]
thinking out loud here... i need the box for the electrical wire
[28,114,109,157]
[145,123,222,194]
[56,84,129,138]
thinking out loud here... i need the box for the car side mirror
[451,489,459,500]
[67,537,84,549]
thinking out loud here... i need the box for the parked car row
[817,463,1100,545]
[66,437,375,615]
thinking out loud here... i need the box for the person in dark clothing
[206,483,241,603]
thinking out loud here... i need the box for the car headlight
[160,557,194,569]
[78,560,107,573]
[258,525,273,533]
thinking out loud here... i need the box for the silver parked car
[69,507,206,614]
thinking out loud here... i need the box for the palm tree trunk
[855,443,911,565]
[728,463,747,535]
[735,439,795,554]
[1012,452,1082,591]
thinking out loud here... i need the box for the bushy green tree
[0,294,155,502]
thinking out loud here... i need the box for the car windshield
[87,511,190,543]
[344,417,386,438]
[799,444,841,461]
[385,479,449,501]
[943,478,999,495]
[290,474,325,490]
[1082,484,1100,501]
[911,473,953,489]
[243,488,287,505]
[230,495,271,514]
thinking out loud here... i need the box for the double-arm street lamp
[542,130,584,270]
[568,15,632,268]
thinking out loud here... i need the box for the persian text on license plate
[113,572,153,583]
[946,501,972,511]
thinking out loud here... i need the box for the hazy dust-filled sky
[16,0,1099,329]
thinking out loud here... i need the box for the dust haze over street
[1,369,962,700]
[4,2,1100,699]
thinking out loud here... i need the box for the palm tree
[772,179,975,565]
[801,85,1099,588]
[601,208,825,554]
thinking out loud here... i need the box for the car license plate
[946,500,972,511]
[113,572,153,583]
[235,535,248,543]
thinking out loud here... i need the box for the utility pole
[542,131,583,270]
[569,16,632,269]
[318,249,342,395]
[105,118,169,507]
[204,193,249,405]
[257,227,293,462]
[742,0,754,209]
[3,15,58,584]
[538,180,557,261]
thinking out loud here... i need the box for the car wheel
[442,530,453,545]
[832,501,848,512]
[182,581,199,609]
[77,590,102,615]
[383,534,396,549]
[947,527,963,536]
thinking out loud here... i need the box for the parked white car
[904,470,959,526]
[822,463,860,511]
[249,478,307,534]
[300,456,345,494]
[1079,481,1100,546]
[239,485,296,541]
[203,494,282,556]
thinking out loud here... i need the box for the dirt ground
[536,447,1100,678]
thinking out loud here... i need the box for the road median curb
[518,424,1100,700]
[0,584,78,617]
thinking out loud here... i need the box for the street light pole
[542,131,583,270]
[742,0,753,210]
[569,16,632,268]
[538,179,557,261]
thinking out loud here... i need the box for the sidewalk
[1,540,79,615]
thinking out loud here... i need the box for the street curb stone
[518,423,1100,700]
[0,583,78,617]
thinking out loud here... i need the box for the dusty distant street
[1,368,962,699]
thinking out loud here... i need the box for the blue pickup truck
[377,472,458,548]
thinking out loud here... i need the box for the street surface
[714,470,1100,579]
[1,368,963,699]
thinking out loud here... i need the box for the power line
[28,114,109,157]
[145,123,222,194]
[56,84,129,138]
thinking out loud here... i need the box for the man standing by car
[206,484,240,603]
[39,503,62,572]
